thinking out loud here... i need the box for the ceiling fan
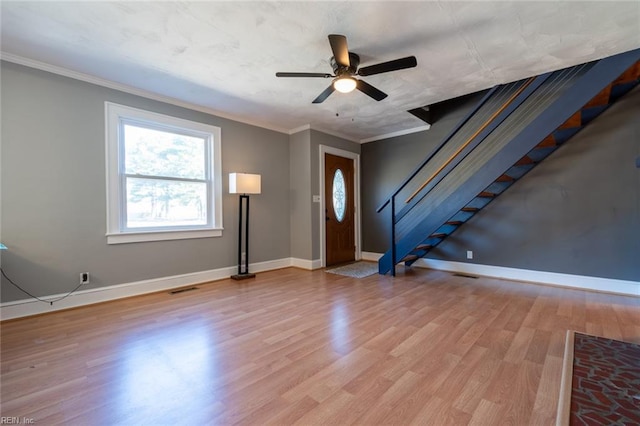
[276,34,417,104]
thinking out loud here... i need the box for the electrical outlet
[466,250,473,260]
[80,272,90,285]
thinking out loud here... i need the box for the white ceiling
[2,1,639,142]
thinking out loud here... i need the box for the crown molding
[308,124,360,143]
[0,52,290,135]
[2,52,431,145]
[288,124,312,135]
[359,124,431,144]
[288,123,359,143]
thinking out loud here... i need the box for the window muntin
[332,169,346,222]
[106,103,222,244]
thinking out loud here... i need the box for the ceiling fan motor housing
[331,52,360,75]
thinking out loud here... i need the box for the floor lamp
[229,173,261,280]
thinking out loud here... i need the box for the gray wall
[289,129,312,260]
[1,61,291,302]
[361,86,640,282]
[288,128,360,262]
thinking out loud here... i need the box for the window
[105,102,222,244]
[332,169,346,222]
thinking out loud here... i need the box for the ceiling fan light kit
[276,34,417,104]
[333,76,357,93]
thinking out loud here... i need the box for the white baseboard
[4,255,636,320]
[414,258,639,296]
[364,252,638,296]
[290,258,323,270]
[361,251,383,262]
[0,258,299,321]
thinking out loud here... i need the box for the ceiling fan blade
[276,72,332,78]
[312,85,336,104]
[358,56,417,76]
[328,34,350,68]
[356,79,387,101]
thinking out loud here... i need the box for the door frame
[319,145,361,268]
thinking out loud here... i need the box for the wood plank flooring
[1,266,638,425]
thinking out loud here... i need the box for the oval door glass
[332,169,346,222]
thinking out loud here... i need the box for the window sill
[107,228,223,244]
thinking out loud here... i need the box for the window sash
[118,125,213,232]
[120,119,209,180]
[105,102,223,244]
[121,175,211,232]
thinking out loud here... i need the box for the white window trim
[105,102,223,244]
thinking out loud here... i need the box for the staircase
[377,49,640,275]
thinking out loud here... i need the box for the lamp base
[231,273,256,280]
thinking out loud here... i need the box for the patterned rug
[557,331,640,425]
[325,261,379,278]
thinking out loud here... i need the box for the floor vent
[453,273,478,279]
[169,287,199,294]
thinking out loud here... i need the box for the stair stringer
[379,48,640,275]
[404,70,640,266]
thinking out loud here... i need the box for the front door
[325,153,355,266]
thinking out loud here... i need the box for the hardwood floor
[1,266,638,425]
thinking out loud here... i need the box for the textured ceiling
[1,1,639,142]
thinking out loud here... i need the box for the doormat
[556,330,640,425]
[325,261,379,278]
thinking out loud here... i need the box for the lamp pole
[229,173,261,280]
[232,194,254,279]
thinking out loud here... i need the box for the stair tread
[429,233,447,238]
[513,156,536,166]
[535,134,557,148]
[558,110,582,129]
[478,191,496,198]
[495,174,515,182]
[402,254,419,262]
[612,61,640,84]
[583,84,612,109]
[461,207,479,212]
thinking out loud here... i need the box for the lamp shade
[229,173,261,194]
